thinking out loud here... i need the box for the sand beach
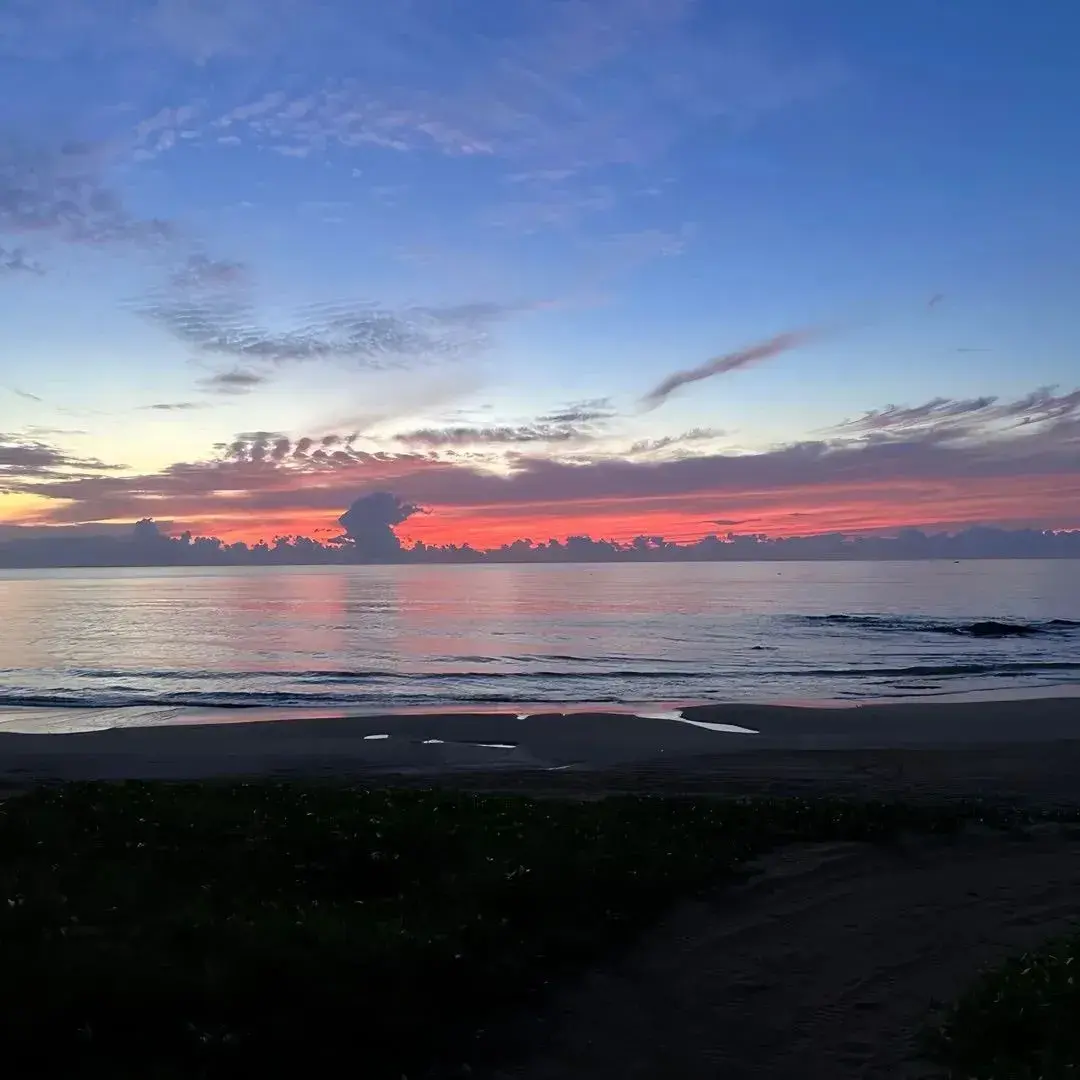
[4,695,1080,1076]
[1,694,1079,802]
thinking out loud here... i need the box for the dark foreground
[2,783,1080,1078]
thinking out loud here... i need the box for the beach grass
[926,928,1080,1079]
[0,782,1062,1078]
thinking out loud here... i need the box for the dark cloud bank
[0,492,1078,567]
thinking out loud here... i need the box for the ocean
[1,561,1078,728]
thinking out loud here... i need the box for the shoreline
[0,696,1078,801]
[2,680,1078,735]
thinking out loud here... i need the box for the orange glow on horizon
[116,473,1080,547]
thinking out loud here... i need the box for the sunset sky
[2,0,1078,548]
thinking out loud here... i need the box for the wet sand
[0,696,1078,802]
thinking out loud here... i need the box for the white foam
[363,733,390,740]
[513,708,758,735]
[477,742,516,750]
[421,738,445,745]
[673,718,759,735]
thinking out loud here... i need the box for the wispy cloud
[0,138,173,253]
[140,401,206,412]
[390,424,594,448]
[169,253,247,289]
[197,369,269,395]
[485,184,615,232]
[627,428,723,455]
[5,386,43,403]
[641,328,819,409]
[1,0,304,64]
[11,386,1079,530]
[0,244,43,275]
[537,399,615,425]
[123,1,844,178]
[838,396,999,435]
[142,0,300,64]
[838,387,1080,438]
[138,293,514,369]
[1,431,122,482]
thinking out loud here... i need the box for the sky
[1,0,1078,549]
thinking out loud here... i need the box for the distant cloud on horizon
[2,0,1077,560]
[3,386,1078,542]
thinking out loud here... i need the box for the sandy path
[492,826,1080,1080]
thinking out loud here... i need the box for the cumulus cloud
[641,328,820,409]
[335,491,422,558]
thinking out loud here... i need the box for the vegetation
[0,783,1066,1078]
[927,929,1080,1079]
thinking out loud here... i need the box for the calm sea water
[0,562,1078,724]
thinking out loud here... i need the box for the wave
[2,659,1079,710]
[797,615,1079,637]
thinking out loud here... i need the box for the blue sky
[1,0,1078,544]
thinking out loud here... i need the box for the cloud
[627,428,723,455]
[141,401,206,412]
[1,432,123,483]
[839,396,999,434]
[5,386,43,402]
[197,368,269,394]
[537,399,615,425]
[588,224,696,267]
[133,2,843,175]
[0,0,302,62]
[170,253,247,289]
[335,491,422,558]
[391,424,593,448]
[13,387,1079,533]
[138,293,513,368]
[485,185,616,232]
[0,138,173,249]
[389,399,615,448]
[641,328,819,409]
[143,0,299,63]
[0,245,43,275]
[839,387,1080,437]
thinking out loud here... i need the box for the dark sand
[2,696,1079,803]
[493,823,1080,1079]
[3,697,1080,1078]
